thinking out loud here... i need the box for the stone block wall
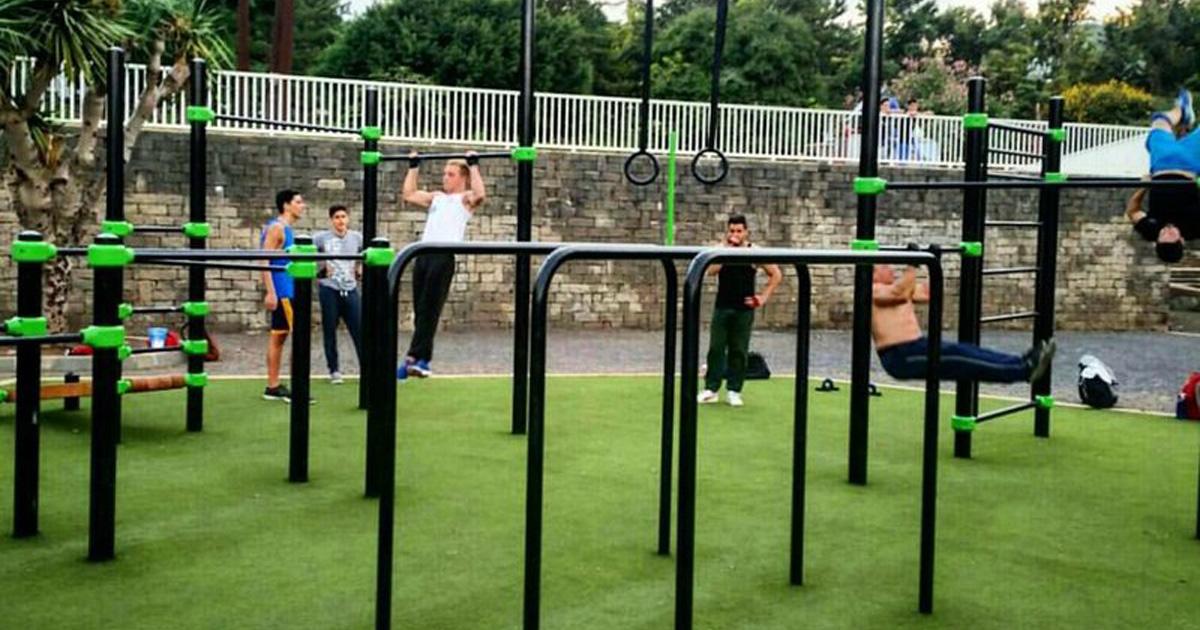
[0,129,1172,332]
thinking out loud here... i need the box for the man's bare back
[871,265,927,350]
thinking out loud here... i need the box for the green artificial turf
[0,377,1197,629]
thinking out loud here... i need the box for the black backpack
[725,351,771,380]
[1078,355,1118,409]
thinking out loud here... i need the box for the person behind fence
[1125,88,1200,263]
[260,189,303,403]
[871,263,1056,383]
[396,151,486,381]
[314,204,363,385]
[696,214,782,408]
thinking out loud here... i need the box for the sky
[345,0,1139,21]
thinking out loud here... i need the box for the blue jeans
[878,337,1030,383]
[1146,128,1200,173]
[318,285,362,373]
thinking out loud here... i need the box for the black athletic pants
[406,253,456,362]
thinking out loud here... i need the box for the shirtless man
[872,264,1055,382]
[1125,89,1199,263]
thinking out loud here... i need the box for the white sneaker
[727,391,744,407]
[330,371,344,385]
[697,390,719,404]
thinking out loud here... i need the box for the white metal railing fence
[12,59,1150,173]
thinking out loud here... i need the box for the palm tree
[0,0,231,330]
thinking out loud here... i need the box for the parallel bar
[129,346,183,355]
[131,226,181,234]
[989,148,1042,160]
[0,334,84,347]
[974,401,1038,424]
[147,259,278,272]
[982,266,1040,276]
[980,310,1038,324]
[56,248,363,261]
[990,121,1045,138]
[213,113,358,135]
[131,305,181,314]
[888,178,1192,191]
[986,220,1042,227]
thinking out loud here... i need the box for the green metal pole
[665,130,678,245]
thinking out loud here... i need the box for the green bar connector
[10,240,58,263]
[182,222,211,239]
[360,126,382,141]
[118,344,132,362]
[361,151,382,166]
[962,113,989,129]
[362,247,396,267]
[0,390,8,404]
[81,325,125,349]
[181,339,209,356]
[100,220,134,237]
[511,146,538,162]
[87,243,135,268]
[853,176,888,196]
[850,239,879,251]
[1047,128,1066,143]
[4,316,47,337]
[182,301,210,318]
[184,372,209,388]
[286,244,318,279]
[1044,172,1068,184]
[960,241,984,258]
[118,303,133,321]
[951,415,977,432]
[186,105,214,123]
[1035,395,1055,410]
[116,379,133,396]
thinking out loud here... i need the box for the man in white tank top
[398,151,487,379]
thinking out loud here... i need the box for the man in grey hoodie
[313,204,363,384]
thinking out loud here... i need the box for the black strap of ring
[692,0,730,185]
[625,0,660,186]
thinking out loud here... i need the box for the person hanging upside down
[1125,89,1200,263]
[871,264,1055,382]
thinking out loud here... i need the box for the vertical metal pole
[675,269,704,630]
[364,237,390,497]
[665,131,678,245]
[1032,97,1063,438]
[64,372,81,411]
[657,259,677,556]
[953,77,988,459]
[374,268,402,630]
[186,58,207,432]
[88,234,123,562]
[523,267,552,630]
[919,260,945,614]
[12,231,45,538]
[105,46,126,445]
[848,0,885,485]
[289,235,313,483]
[359,88,379,411]
[789,265,811,585]
[511,0,535,435]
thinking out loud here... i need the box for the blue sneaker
[1177,88,1194,128]
[395,365,408,382]
[409,360,432,378]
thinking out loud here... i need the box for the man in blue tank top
[260,189,302,402]
[698,215,782,407]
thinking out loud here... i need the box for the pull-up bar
[211,113,361,136]
[362,147,537,166]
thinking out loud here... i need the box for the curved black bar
[692,0,729,185]
[689,147,729,186]
[213,113,359,135]
[674,248,945,628]
[789,263,811,586]
[524,243,706,629]
[624,149,661,186]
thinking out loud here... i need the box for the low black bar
[56,248,364,262]
[980,310,1038,324]
[986,220,1042,227]
[289,235,315,483]
[982,266,1040,276]
[131,226,182,234]
[128,346,183,355]
[524,244,703,629]
[375,241,565,630]
[879,244,966,255]
[378,151,512,163]
[676,248,945,628]
[213,113,358,135]
[989,122,1045,138]
[131,305,181,315]
[989,173,1042,181]
[989,148,1042,160]
[0,333,83,347]
[974,400,1038,425]
[887,178,1193,191]
[148,259,279,273]
[12,231,45,537]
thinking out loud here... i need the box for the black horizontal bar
[131,306,182,315]
[379,151,512,163]
[982,266,1040,276]
[986,220,1042,227]
[989,173,1042,181]
[132,226,181,234]
[55,248,361,261]
[887,179,1193,191]
[975,401,1038,424]
[213,114,358,135]
[0,333,83,347]
[980,311,1038,324]
[149,259,278,272]
[989,148,1043,160]
[879,244,965,255]
[990,122,1045,138]
[129,346,182,355]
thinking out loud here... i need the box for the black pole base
[953,431,972,459]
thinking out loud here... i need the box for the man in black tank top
[698,215,782,407]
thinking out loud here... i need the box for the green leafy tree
[1062,80,1154,124]
[1101,0,1200,96]
[889,48,976,114]
[0,0,231,329]
[214,0,344,75]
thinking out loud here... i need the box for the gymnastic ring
[623,149,660,186]
[690,147,729,185]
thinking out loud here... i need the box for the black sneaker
[1029,339,1058,383]
[263,385,292,402]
